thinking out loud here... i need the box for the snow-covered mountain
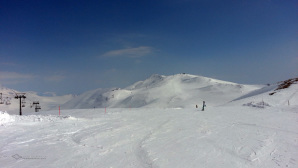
[62,74,263,109]
[1,75,297,168]
[230,77,298,107]
[0,86,74,115]
[2,74,297,114]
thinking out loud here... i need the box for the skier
[196,105,198,108]
[202,101,206,111]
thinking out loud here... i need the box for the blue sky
[1,0,297,95]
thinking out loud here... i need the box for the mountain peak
[62,74,263,109]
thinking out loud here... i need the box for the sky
[1,0,297,95]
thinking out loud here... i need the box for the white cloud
[0,71,35,80]
[0,62,17,66]
[0,71,36,85]
[43,92,57,97]
[104,68,117,74]
[45,75,65,82]
[102,46,153,58]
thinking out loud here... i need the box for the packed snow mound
[0,111,75,126]
[61,74,262,109]
[0,111,15,126]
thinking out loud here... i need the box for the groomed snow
[0,104,297,168]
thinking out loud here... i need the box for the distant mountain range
[1,74,297,114]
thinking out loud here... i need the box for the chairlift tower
[15,93,26,115]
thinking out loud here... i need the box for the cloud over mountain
[102,46,153,58]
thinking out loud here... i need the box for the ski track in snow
[0,106,297,168]
[136,119,171,168]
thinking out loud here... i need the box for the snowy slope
[0,86,74,115]
[62,74,262,109]
[1,105,297,168]
[230,78,298,107]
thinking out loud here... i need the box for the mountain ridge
[61,73,263,109]
[1,74,297,114]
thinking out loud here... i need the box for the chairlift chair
[35,105,41,112]
[0,94,3,104]
[22,99,26,107]
[5,97,11,105]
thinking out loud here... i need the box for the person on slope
[202,101,206,111]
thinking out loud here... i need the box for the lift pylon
[15,93,26,115]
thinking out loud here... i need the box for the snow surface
[0,104,297,168]
[1,74,297,168]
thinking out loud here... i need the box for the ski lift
[21,98,26,107]
[0,93,3,104]
[32,101,40,112]
[5,97,11,105]
[35,105,41,112]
